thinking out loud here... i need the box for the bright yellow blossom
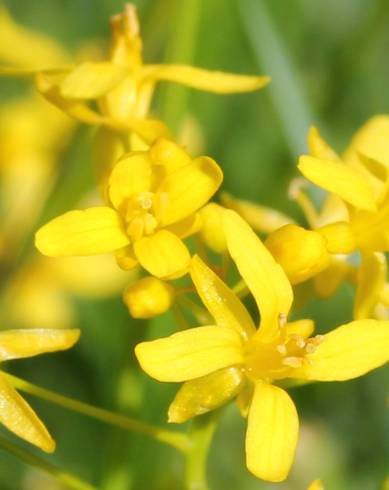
[135,211,389,482]
[0,328,79,452]
[35,138,222,279]
[1,5,269,145]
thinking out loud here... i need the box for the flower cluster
[0,4,388,488]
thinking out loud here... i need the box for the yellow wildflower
[1,5,269,144]
[35,138,222,279]
[135,211,389,482]
[0,328,79,452]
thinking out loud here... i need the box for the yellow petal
[221,192,293,234]
[199,203,227,253]
[133,230,190,279]
[35,72,105,125]
[166,213,202,240]
[168,367,244,423]
[286,319,315,339]
[314,257,353,298]
[60,62,129,99]
[108,152,152,210]
[190,255,256,339]
[150,138,192,174]
[316,221,356,254]
[157,156,223,226]
[308,127,338,160]
[223,210,293,339]
[298,156,376,211]
[294,320,389,381]
[265,225,330,284]
[0,329,80,361]
[354,252,387,320]
[115,245,139,271]
[35,207,129,257]
[246,381,299,482]
[123,277,174,318]
[343,115,389,168]
[135,325,243,382]
[143,64,270,93]
[307,479,324,490]
[0,373,55,452]
[0,6,70,68]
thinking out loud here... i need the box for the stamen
[276,344,287,355]
[278,313,287,328]
[305,343,317,355]
[283,356,304,368]
[296,336,306,349]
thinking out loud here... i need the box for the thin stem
[5,373,190,453]
[172,303,191,330]
[184,411,219,490]
[178,296,211,325]
[0,435,96,490]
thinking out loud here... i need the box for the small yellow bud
[316,221,356,254]
[199,203,227,253]
[123,277,175,318]
[265,224,330,284]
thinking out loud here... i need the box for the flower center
[244,327,324,382]
[124,191,168,241]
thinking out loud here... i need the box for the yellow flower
[1,5,269,144]
[298,119,389,253]
[135,211,389,482]
[0,328,79,452]
[35,138,222,279]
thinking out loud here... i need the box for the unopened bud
[265,224,330,284]
[123,277,174,318]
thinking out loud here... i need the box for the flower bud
[316,221,356,254]
[265,224,330,284]
[123,277,174,318]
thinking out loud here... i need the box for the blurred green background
[0,0,389,489]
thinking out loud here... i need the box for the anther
[295,336,306,349]
[276,344,287,355]
[305,343,317,355]
[283,356,303,368]
[278,313,287,328]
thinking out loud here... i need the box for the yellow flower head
[1,5,269,144]
[298,118,389,253]
[35,138,222,280]
[135,210,389,482]
[0,329,79,452]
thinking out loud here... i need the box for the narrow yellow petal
[168,367,244,423]
[60,62,129,99]
[108,152,152,210]
[308,127,338,160]
[143,64,270,93]
[307,479,324,490]
[135,325,243,382]
[221,192,293,234]
[0,373,55,453]
[354,252,387,320]
[223,210,293,339]
[298,156,376,211]
[133,230,190,279]
[246,381,299,482]
[35,207,129,257]
[0,329,80,361]
[286,319,315,339]
[294,320,389,381]
[190,255,256,339]
[157,156,223,226]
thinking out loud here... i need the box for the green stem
[185,412,219,490]
[0,435,96,490]
[5,373,190,453]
